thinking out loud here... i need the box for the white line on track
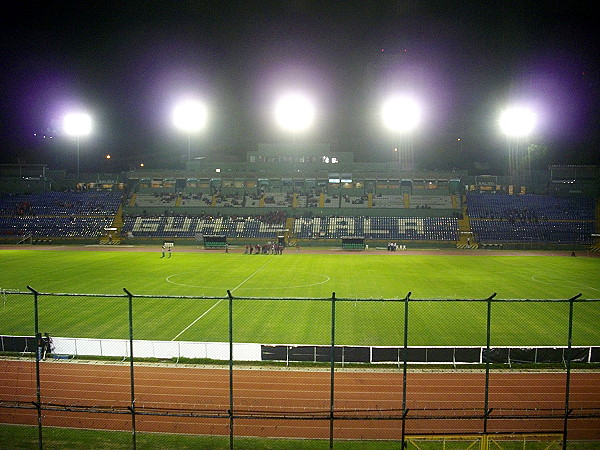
[171,259,274,341]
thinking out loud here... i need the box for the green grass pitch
[0,248,598,347]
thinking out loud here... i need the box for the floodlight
[381,95,421,133]
[63,112,92,137]
[274,93,315,132]
[172,99,208,161]
[63,112,92,180]
[172,100,208,133]
[499,106,536,137]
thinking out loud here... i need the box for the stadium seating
[340,195,369,208]
[122,213,288,239]
[134,192,178,207]
[371,194,404,208]
[179,192,213,207]
[466,193,595,244]
[293,216,459,240]
[410,194,452,209]
[466,193,594,221]
[262,192,293,208]
[1,182,593,248]
[0,191,122,238]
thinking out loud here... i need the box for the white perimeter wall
[52,337,261,361]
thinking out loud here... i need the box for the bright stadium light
[381,95,421,133]
[274,93,315,134]
[63,112,92,137]
[499,105,537,182]
[381,94,422,171]
[499,106,537,137]
[172,99,207,133]
[172,99,208,161]
[63,112,92,180]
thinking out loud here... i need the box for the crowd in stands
[180,192,213,206]
[263,193,293,206]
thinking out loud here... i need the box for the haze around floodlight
[274,93,315,132]
[172,99,208,133]
[381,95,421,133]
[499,106,537,137]
[63,112,92,137]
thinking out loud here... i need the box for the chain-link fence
[1,287,599,448]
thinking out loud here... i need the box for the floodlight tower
[499,106,536,184]
[381,95,421,171]
[172,99,208,161]
[274,93,315,143]
[63,112,92,180]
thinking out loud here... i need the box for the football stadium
[2,3,600,449]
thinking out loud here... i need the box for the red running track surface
[1,359,599,441]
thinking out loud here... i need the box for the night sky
[1,1,598,173]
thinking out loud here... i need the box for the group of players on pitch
[244,242,285,255]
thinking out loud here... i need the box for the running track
[1,359,599,442]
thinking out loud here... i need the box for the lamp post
[172,99,208,161]
[63,112,92,180]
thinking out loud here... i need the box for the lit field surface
[1,248,598,347]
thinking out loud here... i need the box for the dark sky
[1,1,598,172]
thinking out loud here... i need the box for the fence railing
[1,287,599,449]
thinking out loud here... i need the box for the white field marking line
[171,259,274,341]
[166,273,330,289]
[171,301,222,341]
[531,274,600,292]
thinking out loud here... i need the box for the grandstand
[466,193,596,246]
[0,160,598,250]
[0,190,122,243]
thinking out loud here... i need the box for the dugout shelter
[341,236,365,250]
[203,234,227,250]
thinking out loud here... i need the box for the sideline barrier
[262,344,597,364]
[2,336,597,365]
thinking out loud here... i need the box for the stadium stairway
[456,243,479,249]
[128,193,137,206]
[99,204,123,245]
[285,217,295,242]
[456,203,473,247]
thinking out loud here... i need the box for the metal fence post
[27,286,43,450]
[123,288,137,450]
[484,293,496,435]
[401,291,411,449]
[329,292,336,449]
[563,293,581,448]
[227,289,234,450]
